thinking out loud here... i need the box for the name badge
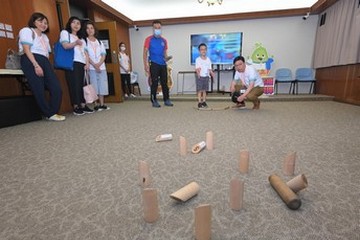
[240,89,246,94]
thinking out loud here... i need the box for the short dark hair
[198,43,207,50]
[65,16,82,36]
[233,56,246,65]
[27,12,49,33]
[152,20,162,26]
[119,42,125,48]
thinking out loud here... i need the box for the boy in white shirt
[195,43,215,108]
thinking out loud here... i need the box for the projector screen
[190,32,243,65]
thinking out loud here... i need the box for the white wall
[129,15,319,94]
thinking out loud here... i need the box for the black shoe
[73,107,85,116]
[198,102,202,108]
[152,101,161,108]
[100,105,110,110]
[164,100,173,107]
[82,105,94,114]
[94,105,101,111]
[202,102,208,108]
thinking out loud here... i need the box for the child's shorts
[196,76,209,92]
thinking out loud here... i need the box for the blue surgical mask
[154,29,161,36]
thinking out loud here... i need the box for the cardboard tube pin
[268,174,301,210]
[206,131,214,150]
[156,133,173,142]
[179,136,187,156]
[192,141,206,154]
[142,188,159,223]
[170,181,200,202]
[138,161,151,187]
[239,150,249,173]
[230,178,244,210]
[195,204,211,240]
[283,152,296,176]
[287,174,308,193]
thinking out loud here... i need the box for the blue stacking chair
[274,68,295,94]
[294,68,316,94]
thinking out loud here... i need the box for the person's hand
[237,95,245,102]
[84,64,90,71]
[75,39,83,46]
[145,64,150,76]
[34,65,44,77]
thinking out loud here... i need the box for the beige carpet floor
[0,100,359,240]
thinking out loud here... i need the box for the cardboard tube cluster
[268,174,301,210]
[170,182,200,202]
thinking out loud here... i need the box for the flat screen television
[190,32,243,65]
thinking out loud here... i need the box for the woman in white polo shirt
[19,12,65,121]
[60,16,93,116]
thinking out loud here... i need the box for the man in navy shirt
[143,20,173,108]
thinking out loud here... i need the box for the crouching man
[230,56,264,110]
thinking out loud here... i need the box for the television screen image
[190,32,243,65]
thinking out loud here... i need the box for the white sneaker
[47,114,66,121]
[130,93,136,98]
[125,93,129,98]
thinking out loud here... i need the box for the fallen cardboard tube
[283,152,296,176]
[268,174,301,210]
[170,181,200,202]
[156,133,173,142]
[230,177,244,210]
[206,131,214,150]
[142,188,159,223]
[239,150,249,174]
[195,204,211,240]
[287,174,308,193]
[192,141,206,154]
[179,136,187,156]
[138,161,151,187]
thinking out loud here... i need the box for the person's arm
[23,44,43,77]
[143,46,150,76]
[60,31,82,49]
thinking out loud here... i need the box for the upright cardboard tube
[239,150,249,173]
[142,188,159,223]
[287,174,308,193]
[269,174,301,210]
[170,181,200,202]
[179,136,187,156]
[192,141,206,154]
[195,204,211,240]
[283,152,296,176]
[230,178,244,210]
[206,131,214,150]
[138,161,151,187]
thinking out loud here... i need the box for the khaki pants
[234,83,264,104]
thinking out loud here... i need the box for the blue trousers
[21,54,62,118]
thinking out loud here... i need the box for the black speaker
[0,96,42,128]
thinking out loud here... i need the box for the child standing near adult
[84,21,110,111]
[19,12,65,121]
[195,43,215,109]
[60,16,93,115]
[118,42,135,98]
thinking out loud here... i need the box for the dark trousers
[150,62,169,102]
[121,73,132,95]
[20,54,62,118]
[65,62,85,107]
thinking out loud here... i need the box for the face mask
[154,29,161,36]
[120,47,126,51]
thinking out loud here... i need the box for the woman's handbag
[53,32,74,70]
[83,71,98,104]
[5,49,21,69]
